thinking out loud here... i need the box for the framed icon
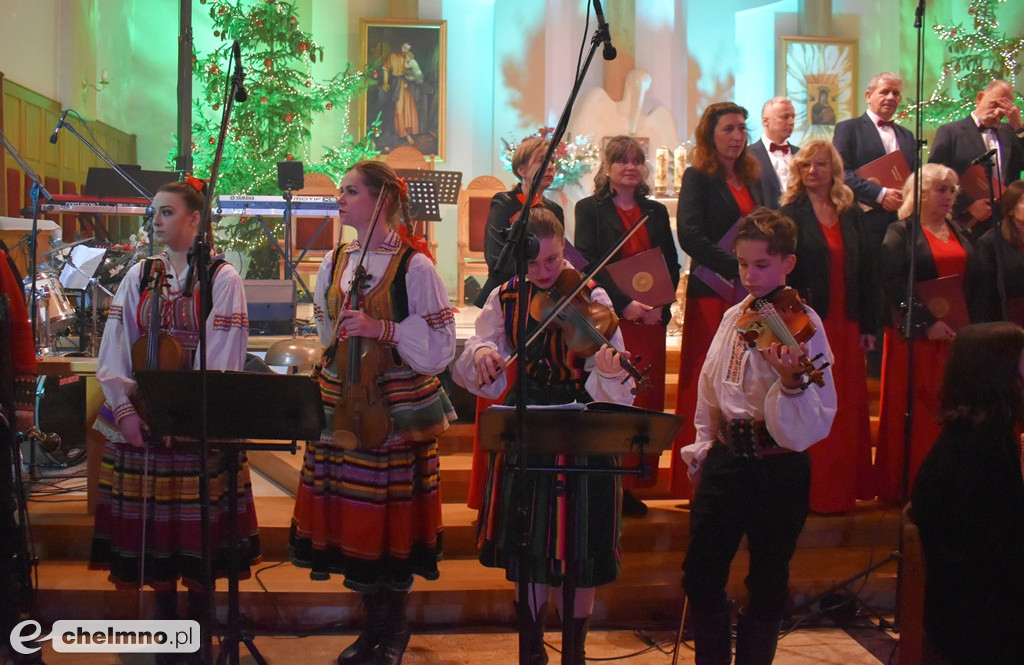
[780,37,857,144]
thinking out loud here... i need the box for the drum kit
[24,237,119,356]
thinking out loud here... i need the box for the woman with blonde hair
[779,140,875,512]
[875,163,973,503]
[290,160,456,665]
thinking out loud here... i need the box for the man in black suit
[929,79,1024,236]
[832,71,918,253]
[748,96,798,209]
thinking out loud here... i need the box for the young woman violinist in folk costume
[89,179,258,662]
[289,161,456,665]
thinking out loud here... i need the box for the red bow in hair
[185,175,208,193]
[397,224,434,263]
[394,178,408,197]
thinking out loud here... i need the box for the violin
[328,263,394,451]
[525,267,650,394]
[131,260,187,372]
[735,286,830,389]
[130,259,187,422]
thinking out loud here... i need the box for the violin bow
[503,213,651,367]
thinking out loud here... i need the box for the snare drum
[25,270,76,332]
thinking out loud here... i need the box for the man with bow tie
[749,97,799,209]
[832,72,918,254]
[929,79,1024,237]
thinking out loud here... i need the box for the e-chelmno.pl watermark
[10,620,200,655]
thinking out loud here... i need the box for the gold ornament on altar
[655,145,670,196]
[673,144,687,192]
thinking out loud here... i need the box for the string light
[908,0,1023,126]
[172,0,379,265]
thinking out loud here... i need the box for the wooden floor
[23,337,900,636]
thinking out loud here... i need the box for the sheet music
[60,245,107,289]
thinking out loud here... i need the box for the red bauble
[298,42,308,52]
[289,16,296,22]
[217,7,226,14]
[214,30,220,37]
[284,113,294,122]
[286,153,293,160]
[326,102,333,110]
[210,66,221,75]
[212,103,220,111]
[304,80,311,87]
[260,96,268,103]
[264,58,273,68]
[257,20,264,27]
[209,138,216,144]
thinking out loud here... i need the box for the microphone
[970,148,998,166]
[232,40,248,102]
[591,0,617,61]
[49,110,69,144]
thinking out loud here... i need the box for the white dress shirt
[760,135,793,189]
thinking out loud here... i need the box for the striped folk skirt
[89,440,261,591]
[289,362,453,592]
[477,451,622,588]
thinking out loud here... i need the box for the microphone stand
[0,128,53,353]
[496,5,614,663]
[54,117,154,201]
[895,0,928,631]
[184,39,251,665]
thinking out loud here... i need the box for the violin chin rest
[332,430,359,451]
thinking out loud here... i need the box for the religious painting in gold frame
[780,37,857,145]
[360,19,446,160]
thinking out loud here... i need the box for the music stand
[134,370,324,665]
[396,169,461,245]
[479,403,681,665]
[395,169,463,206]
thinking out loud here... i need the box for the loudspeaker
[23,374,87,468]
[244,279,296,335]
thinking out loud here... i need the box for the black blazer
[964,228,1024,323]
[473,185,564,307]
[780,195,876,332]
[573,194,681,325]
[748,139,799,210]
[833,113,918,206]
[929,115,1024,228]
[879,216,973,336]
[676,166,764,299]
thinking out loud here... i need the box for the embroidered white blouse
[313,230,456,376]
[680,296,838,475]
[452,262,636,405]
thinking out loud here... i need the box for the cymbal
[44,237,93,257]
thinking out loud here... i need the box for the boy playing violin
[681,207,837,665]
[454,207,635,664]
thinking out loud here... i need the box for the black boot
[569,617,589,664]
[733,609,779,665]
[154,590,182,665]
[514,601,549,665]
[690,604,733,665]
[373,589,410,665]
[337,591,386,665]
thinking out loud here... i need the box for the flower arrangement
[98,226,150,285]
[500,127,601,189]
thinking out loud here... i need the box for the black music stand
[134,369,324,665]
[396,169,461,245]
[479,403,681,665]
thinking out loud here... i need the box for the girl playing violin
[680,207,836,665]
[89,180,257,661]
[289,161,456,665]
[453,207,635,664]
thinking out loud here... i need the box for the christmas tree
[908,0,1023,127]
[186,0,381,277]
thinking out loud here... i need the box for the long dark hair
[690,102,760,184]
[940,322,1024,430]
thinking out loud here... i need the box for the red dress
[615,205,663,489]
[672,183,755,497]
[808,222,873,513]
[875,228,966,504]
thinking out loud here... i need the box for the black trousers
[682,443,810,621]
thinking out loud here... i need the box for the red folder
[855,150,911,191]
[915,274,969,332]
[959,164,1003,202]
[604,248,676,307]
